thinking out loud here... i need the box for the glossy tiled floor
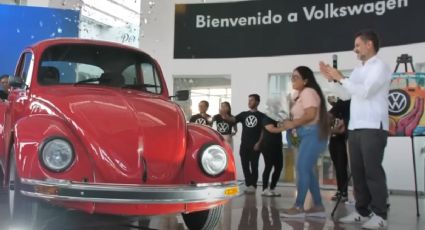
[0,185,424,229]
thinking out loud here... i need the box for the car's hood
[32,86,187,184]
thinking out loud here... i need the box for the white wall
[142,0,425,192]
[26,0,49,7]
[0,0,21,5]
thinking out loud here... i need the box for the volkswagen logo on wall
[388,89,410,116]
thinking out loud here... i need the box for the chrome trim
[20,178,240,204]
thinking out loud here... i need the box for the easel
[331,173,350,217]
[410,135,421,217]
[394,54,420,217]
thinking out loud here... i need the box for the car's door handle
[141,156,147,183]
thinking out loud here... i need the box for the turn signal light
[35,185,59,195]
[224,186,239,196]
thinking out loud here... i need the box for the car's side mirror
[8,75,24,88]
[170,90,189,101]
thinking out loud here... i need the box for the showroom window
[173,76,231,121]
[190,88,232,117]
[268,73,291,116]
[78,0,141,47]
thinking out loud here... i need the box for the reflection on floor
[0,186,424,229]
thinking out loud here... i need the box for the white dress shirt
[331,55,392,131]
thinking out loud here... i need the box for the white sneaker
[262,188,281,197]
[345,200,356,206]
[262,189,273,196]
[270,189,281,197]
[361,213,387,229]
[339,211,370,224]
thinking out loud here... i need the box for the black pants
[240,145,261,188]
[348,129,388,219]
[261,146,283,190]
[329,135,348,194]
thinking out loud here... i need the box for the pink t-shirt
[290,87,321,125]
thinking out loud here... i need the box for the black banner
[174,0,425,58]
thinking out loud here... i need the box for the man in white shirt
[320,30,391,230]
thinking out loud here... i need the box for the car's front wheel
[182,205,223,230]
[8,148,40,228]
[0,165,4,188]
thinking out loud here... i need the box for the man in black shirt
[234,94,264,193]
[189,100,212,126]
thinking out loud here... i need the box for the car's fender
[183,124,237,184]
[12,114,94,182]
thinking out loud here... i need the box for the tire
[0,166,4,187]
[8,148,40,229]
[182,205,223,230]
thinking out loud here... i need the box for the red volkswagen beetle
[0,38,239,229]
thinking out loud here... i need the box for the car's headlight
[39,138,75,172]
[199,144,228,176]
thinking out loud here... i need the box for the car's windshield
[38,44,162,94]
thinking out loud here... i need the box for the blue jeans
[293,124,327,208]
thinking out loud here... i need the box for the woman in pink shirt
[280,66,330,218]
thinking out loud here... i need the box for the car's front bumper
[20,178,240,204]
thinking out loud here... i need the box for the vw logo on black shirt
[195,118,207,125]
[245,115,258,128]
[217,122,229,133]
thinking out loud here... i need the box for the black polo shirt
[235,111,265,147]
